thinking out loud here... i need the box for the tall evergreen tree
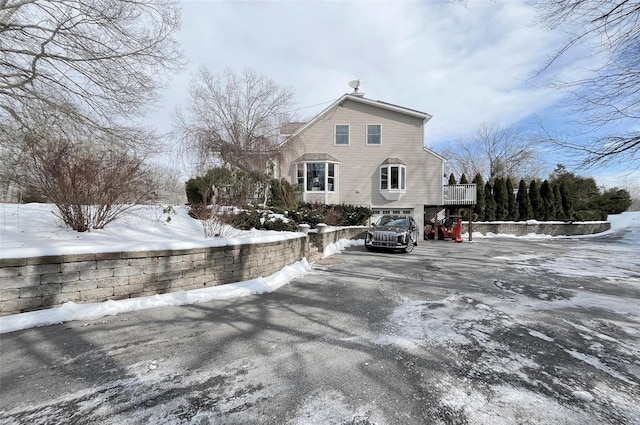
[516,179,532,220]
[552,184,564,219]
[473,173,485,221]
[484,182,496,221]
[493,177,508,220]
[559,182,573,220]
[540,180,555,220]
[459,173,471,220]
[506,178,518,221]
[529,180,543,220]
[448,173,457,185]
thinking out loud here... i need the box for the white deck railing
[443,184,477,205]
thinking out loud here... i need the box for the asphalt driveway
[1,235,639,424]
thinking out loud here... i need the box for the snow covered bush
[219,206,297,232]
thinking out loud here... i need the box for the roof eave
[345,94,432,121]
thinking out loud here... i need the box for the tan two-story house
[277,92,452,236]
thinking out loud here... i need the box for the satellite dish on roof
[348,79,360,92]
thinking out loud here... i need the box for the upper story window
[379,159,406,201]
[367,124,381,145]
[335,125,349,146]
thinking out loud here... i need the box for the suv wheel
[404,237,414,253]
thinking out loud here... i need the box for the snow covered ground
[0,203,303,259]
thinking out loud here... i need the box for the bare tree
[0,0,183,197]
[440,123,544,183]
[535,0,640,167]
[175,67,296,205]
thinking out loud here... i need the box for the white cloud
[153,0,571,146]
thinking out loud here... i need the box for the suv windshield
[375,216,409,227]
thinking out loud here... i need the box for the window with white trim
[296,165,304,187]
[307,163,325,191]
[379,163,407,200]
[381,165,405,190]
[327,163,335,191]
[297,162,337,192]
[335,125,349,146]
[367,124,381,145]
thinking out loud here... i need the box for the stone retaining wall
[309,226,367,253]
[466,221,611,237]
[0,226,371,317]
[0,236,308,316]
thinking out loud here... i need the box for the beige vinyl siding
[279,98,442,208]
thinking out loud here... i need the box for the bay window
[295,161,337,192]
[379,159,406,200]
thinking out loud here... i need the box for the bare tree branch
[1,0,183,129]
[535,0,640,168]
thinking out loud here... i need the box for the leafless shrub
[186,183,234,238]
[26,139,157,232]
[189,205,233,238]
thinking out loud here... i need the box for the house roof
[380,157,407,166]
[292,153,341,163]
[283,93,432,141]
[280,122,306,135]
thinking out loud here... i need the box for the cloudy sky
[151,0,638,192]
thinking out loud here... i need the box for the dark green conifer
[493,177,508,221]
[484,182,496,221]
[473,173,485,221]
[516,179,532,220]
[529,180,543,220]
[506,178,518,220]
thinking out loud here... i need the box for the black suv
[365,215,419,253]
